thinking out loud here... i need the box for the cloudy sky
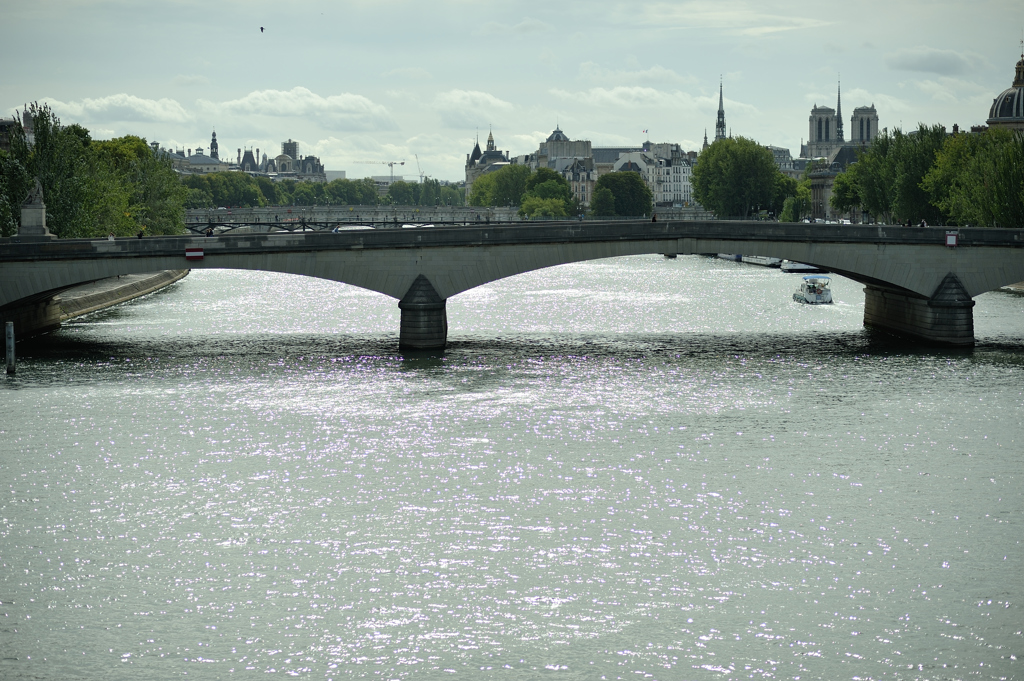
[3,0,1022,180]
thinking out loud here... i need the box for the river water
[2,255,1022,680]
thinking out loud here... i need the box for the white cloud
[627,2,832,36]
[476,17,553,35]
[432,89,513,129]
[199,87,397,132]
[42,94,191,124]
[578,61,696,85]
[549,85,757,117]
[884,46,988,76]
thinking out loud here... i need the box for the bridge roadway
[2,219,1022,348]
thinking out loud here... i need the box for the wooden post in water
[5,322,14,375]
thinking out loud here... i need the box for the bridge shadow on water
[9,326,1024,390]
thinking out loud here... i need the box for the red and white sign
[945,231,958,247]
[185,247,204,261]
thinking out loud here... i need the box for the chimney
[256,148,260,163]
[188,148,192,157]
[237,148,241,164]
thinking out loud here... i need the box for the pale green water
[2,255,1022,680]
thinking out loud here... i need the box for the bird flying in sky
[260,26,264,33]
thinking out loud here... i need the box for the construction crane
[414,154,427,183]
[354,160,406,183]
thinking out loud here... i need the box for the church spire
[715,78,727,141]
[835,78,844,142]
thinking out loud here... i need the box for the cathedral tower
[715,80,726,141]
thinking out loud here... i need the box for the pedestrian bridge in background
[2,220,1022,348]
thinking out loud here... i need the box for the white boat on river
[741,255,783,267]
[781,260,828,274]
[793,275,833,304]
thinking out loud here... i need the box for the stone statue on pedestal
[19,178,55,239]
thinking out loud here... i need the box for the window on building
[817,119,823,140]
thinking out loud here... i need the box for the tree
[92,136,187,235]
[771,173,797,217]
[468,172,497,206]
[829,170,860,215]
[692,136,781,218]
[590,185,616,216]
[923,128,1024,228]
[2,104,186,237]
[386,180,416,205]
[491,165,531,206]
[0,151,32,237]
[890,124,948,225]
[5,103,94,237]
[845,125,948,225]
[518,167,574,218]
[593,171,652,217]
[520,195,567,218]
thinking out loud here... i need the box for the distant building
[282,139,299,160]
[986,51,1024,131]
[850,105,879,145]
[767,145,800,180]
[464,129,510,199]
[0,116,17,152]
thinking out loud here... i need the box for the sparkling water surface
[2,255,1022,680]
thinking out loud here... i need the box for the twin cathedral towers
[805,82,879,159]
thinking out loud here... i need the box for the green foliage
[0,151,32,237]
[5,103,93,237]
[518,167,574,218]
[520,195,568,218]
[922,128,1024,228]
[490,165,530,206]
[468,172,496,206]
[386,180,416,205]
[181,172,267,208]
[845,125,948,224]
[93,136,187,235]
[890,125,948,225]
[772,174,797,217]
[590,185,616,216]
[829,171,860,215]
[779,182,811,222]
[1,103,187,237]
[593,171,652,217]
[692,136,782,218]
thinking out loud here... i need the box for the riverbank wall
[0,270,189,340]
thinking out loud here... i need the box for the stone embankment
[56,270,189,321]
[4,270,188,338]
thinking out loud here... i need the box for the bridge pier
[863,273,975,346]
[398,275,448,350]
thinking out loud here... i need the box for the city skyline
[2,0,1021,180]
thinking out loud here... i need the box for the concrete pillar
[5,321,14,374]
[398,274,447,350]
[863,273,975,346]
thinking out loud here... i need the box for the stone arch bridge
[2,220,1022,348]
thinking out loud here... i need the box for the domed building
[986,53,1024,131]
